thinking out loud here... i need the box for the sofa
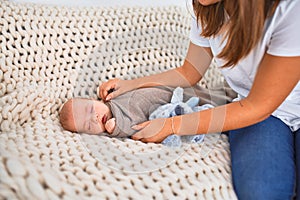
[0,0,237,199]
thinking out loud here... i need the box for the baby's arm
[105,118,116,134]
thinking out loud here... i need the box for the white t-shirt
[190,0,300,131]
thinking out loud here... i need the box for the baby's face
[70,99,113,134]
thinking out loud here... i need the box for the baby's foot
[105,118,116,134]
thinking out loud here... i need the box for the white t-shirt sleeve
[189,17,210,47]
[267,0,300,57]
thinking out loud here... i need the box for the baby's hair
[59,99,77,132]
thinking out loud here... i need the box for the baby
[61,86,183,138]
[60,85,228,140]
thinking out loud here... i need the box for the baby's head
[59,98,112,134]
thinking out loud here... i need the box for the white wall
[12,0,188,7]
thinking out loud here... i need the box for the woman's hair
[192,0,280,67]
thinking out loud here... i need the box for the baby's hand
[105,118,116,134]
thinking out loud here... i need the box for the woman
[99,0,300,199]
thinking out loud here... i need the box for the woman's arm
[99,42,212,100]
[133,42,213,88]
[132,54,300,142]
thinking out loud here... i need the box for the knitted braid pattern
[0,1,236,199]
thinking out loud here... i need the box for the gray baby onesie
[105,85,233,138]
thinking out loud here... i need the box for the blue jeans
[229,116,300,200]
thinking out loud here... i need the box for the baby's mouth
[102,114,107,124]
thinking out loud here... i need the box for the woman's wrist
[128,78,144,90]
[169,116,181,136]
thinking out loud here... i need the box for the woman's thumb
[105,90,119,101]
[131,121,150,130]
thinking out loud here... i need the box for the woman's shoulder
[265,0,300,57]
[273,0,300,19]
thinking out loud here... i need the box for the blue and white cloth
[149,87,213,147]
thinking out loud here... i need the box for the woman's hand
[131,118,173,143]
[98,78,134,101]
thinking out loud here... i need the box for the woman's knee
[234,179,294,200]
[229,116,295,199]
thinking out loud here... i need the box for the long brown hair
[192,0,280,67]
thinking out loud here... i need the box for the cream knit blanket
[0,0,237,199]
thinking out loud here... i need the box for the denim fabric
[229,116,300,200]
[295,128,300,199]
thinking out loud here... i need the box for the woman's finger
[132,118,171,143]
[141,136,157,143]
[131,121,150,130]
[131,121,151,140]
[99,79,119,100]
[140,130,168,143]
[99,85,108,100]
[105,89,119,101]
[102,84,115,100]
[131,122,162,141]
[97,86,101,99]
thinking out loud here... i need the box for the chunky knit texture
[0,0,237,199]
